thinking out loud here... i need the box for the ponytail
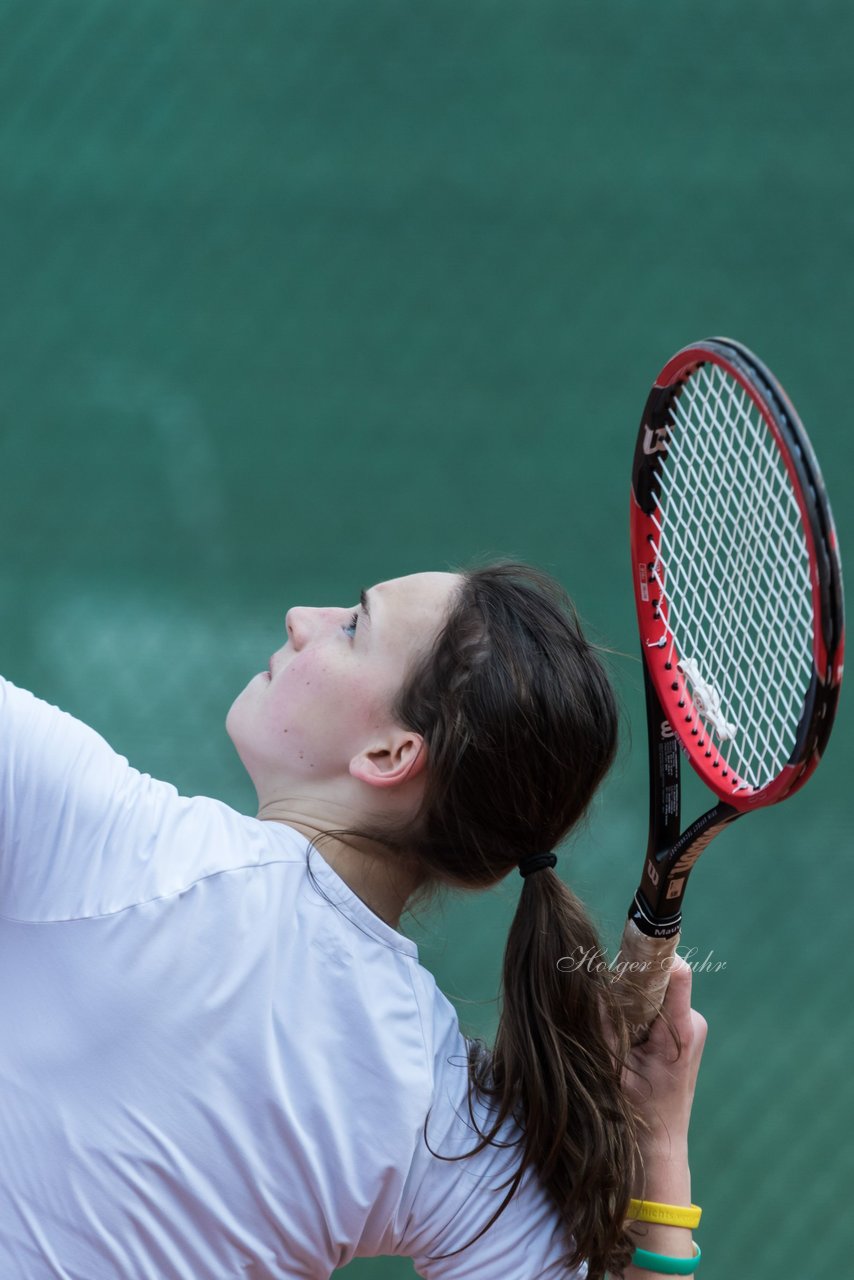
[375,562,641,1273]
[474,870,638,1278]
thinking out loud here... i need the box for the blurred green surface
[0,3,851,1277]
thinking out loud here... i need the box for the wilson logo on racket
[670,821,733,877]
[642,423,670,455]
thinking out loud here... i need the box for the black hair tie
[518,852,557,879]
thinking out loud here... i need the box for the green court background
[0,3,851,1276]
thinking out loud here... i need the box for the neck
[257,802,422,930]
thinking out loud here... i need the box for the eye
[342,610,359,639]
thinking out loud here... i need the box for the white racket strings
[647,362,814,791]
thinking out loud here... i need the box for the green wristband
[631,1242,701,1274]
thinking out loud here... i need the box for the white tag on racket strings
[679,657,739,741]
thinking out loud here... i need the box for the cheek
[268,654,342,740]
[274,654,385,740]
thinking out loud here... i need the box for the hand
[623,954,707,1157]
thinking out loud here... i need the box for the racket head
[631,337,844,813]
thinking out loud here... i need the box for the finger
[641,955,699,1059]
[666,958,709,1052]
[660,953,693,1023]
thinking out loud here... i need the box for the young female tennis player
[0,562,705,1279]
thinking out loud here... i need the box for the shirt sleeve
[394,1003,587,1280]
[402,1128,586,1280]
[0,675,182,922]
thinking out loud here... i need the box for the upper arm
[0,676,174,921]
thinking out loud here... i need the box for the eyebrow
[360,587,372,626]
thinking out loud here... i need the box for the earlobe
[349,734,428,790]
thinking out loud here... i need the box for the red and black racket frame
[628,338,845,940]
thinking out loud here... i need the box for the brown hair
[392,562,637,1278]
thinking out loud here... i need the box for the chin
[225,692,248,750]
[225,723,254,780]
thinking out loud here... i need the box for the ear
[348,731,428,790]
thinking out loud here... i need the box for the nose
[285,605,343,649]
[285,606,315,649]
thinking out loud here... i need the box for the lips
[266,646,291,680]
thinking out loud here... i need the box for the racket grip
[613,918,680,1045]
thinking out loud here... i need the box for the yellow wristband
[627,1199,702,1229]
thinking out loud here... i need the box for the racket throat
[635,802,742,934]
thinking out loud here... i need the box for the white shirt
[0,678,582,1278]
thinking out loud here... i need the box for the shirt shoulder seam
[0,854,308,925]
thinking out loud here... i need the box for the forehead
[371,571,462,618]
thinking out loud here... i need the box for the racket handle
[614,918,680,1045]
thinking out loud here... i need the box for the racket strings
[664,372,811,783]
[674,375,811,723]
[649,361,814,790]
[664,368,812,783]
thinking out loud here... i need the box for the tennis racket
[615,337,845,1042]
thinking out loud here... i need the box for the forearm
[619,1140,695,1280]
[609,957,706,1280]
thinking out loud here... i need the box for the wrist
[626,1206,695,1268]
[637,1134,689,1168]
[633,1144,691,1207]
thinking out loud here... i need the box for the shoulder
[0,674,311,919]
